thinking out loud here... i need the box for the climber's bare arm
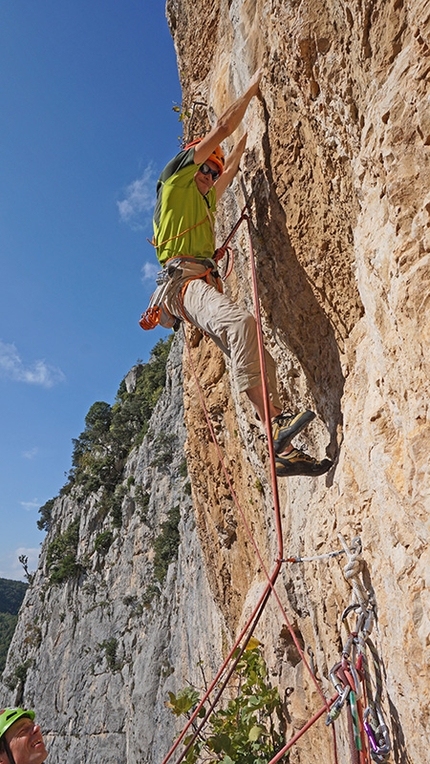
[193,68,262,167]
[214,133,247,201]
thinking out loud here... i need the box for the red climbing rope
[161,202,339,764]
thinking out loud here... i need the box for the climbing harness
[139,205,248,332]
[139,256,223,331]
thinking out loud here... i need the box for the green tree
[37,497,56,531]
[60,337,173,498]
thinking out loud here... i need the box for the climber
[0,708,48,764]
[145,69,332,477]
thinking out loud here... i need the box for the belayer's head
[0,709,48,764]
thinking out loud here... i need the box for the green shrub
[142,583,161,607]
[179,458,188,478]
[46,519,82,585]
[135,485,150,521]
[4,659,33,691]
[150,432,176,469]
[153,505,181,583]
[94,531,113,554]
[99,637,122,672]
[167,645,285,764]
[37,497,56,531]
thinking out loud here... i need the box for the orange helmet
[184,138,225,175]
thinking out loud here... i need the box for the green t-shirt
[153,148,217,266]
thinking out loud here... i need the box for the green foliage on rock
[153,505,181,583]
[99,637,122,672]
[94,530,113,554]
[37,338,174,587]
[46,519,82,585]
[37,498,56,532]
[3,659,33,691]
[0,578,28,674]
[167,645,285,764]
[55,336,172,501]
[0,613,18,674]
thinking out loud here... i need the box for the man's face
[194,160,219,196]
[1,718,48,764]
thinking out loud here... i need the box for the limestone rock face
[1,2,429,763]
[170,0,429,761]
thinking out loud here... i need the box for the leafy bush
[37,498,56,531]
[3,659,33,691]
[150,432,177,469]
[167,644,285,764]
[134,485,150,521]
[179,458,188,478]
[46,519,82,585]
[153,505,181,583]
[99,637,122,672]
[94,531,113,554]
[142,583,161,607]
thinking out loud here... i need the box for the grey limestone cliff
[0,336,228,763]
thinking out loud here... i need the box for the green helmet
[0,708,35,739]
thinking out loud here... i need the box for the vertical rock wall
[168,0,429,762]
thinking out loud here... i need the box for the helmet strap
[3,738,16,764]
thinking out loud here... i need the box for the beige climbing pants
[165,274,281,406]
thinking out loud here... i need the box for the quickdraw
[325,536,391,764]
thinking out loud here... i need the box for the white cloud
[22,447,39,460]
[0,340,65,388]
[20,498,40,511]
[0,547,40,581]
[117,164,156,230]
[141,261,159,282]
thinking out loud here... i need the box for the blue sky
[0,0,181,580]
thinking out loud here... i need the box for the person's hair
[0,736,5,753]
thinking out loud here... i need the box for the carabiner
[364,707,391,760]
[326,662,350,725]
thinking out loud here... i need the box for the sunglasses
[199,163,220,181]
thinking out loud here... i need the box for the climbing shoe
[272,410,316,454]
[275,448,333,477]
